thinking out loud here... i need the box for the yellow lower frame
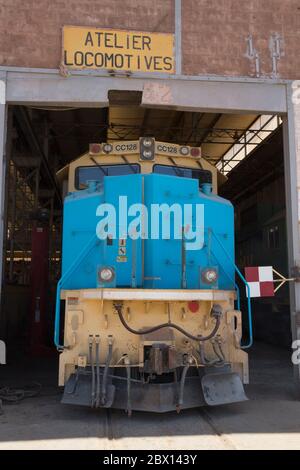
[58,288,249,387]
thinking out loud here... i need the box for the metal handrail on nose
[54,234,98,350]
[212,231,253,349]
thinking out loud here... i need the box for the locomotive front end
[56,139,249,414]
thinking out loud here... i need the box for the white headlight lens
[99,267,114,282]
[207,271,217,282]
[205,269,218,283]
[143,150,153,159]
[142,138,153,148]
[201,268,219,284]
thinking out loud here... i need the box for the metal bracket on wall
[270,33,284,78]
[273,268,297,293]
[246,34,261,78]
[291,265,300,281]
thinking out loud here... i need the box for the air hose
[101,336,113,405]
[89,336,95,407]
[114,303,222,342]
[199,342,224,367]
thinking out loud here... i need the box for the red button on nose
[188,301,199,313]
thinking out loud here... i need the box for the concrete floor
[0,342,299,450]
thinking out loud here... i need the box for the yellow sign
[63,26,175,74]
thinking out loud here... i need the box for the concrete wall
[0,0,299,79]
[182,0,300,79]
[0,1,174,69]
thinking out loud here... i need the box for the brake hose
[101,337,113,406]
[114,303,222,342]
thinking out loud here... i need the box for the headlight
[202,267,218,284]
[142,150,153,159]
[98,267,115,283]
[140,137,155,161]
[102,143,113,154]
[142,138,153,148]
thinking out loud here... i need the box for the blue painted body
[61,173,235,291]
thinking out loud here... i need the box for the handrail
[209,246,241,311]
[212,231,253,349]
[54,234,98,350]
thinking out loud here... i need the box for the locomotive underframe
[59,288,249,413]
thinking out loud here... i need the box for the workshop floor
[0,342,299,450]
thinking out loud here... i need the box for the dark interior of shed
[0,100,289,359]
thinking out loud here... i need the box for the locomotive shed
[1,1,300,451]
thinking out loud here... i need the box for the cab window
[153,164,211,187]
[75,164,140,189]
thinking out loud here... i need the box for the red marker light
[191,147,201,157]
[188,301,199,313]
[89,143,102,154]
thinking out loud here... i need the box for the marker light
[98,267,115,283]
[180,146,190,156]
[191,147,201,158]
[102,143,113,154]
[89,143,102,155]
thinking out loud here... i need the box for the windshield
[153,164,212,187]
[75,164,140,189]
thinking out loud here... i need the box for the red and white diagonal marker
[244,266,275,298]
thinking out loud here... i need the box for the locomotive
[55,137,250,414]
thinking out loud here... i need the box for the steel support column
[0,77,7,300]
[175,0,182,76]
[283,82,300,388]
[2,107,12,283]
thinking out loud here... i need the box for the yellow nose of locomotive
[57,139,249,414]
